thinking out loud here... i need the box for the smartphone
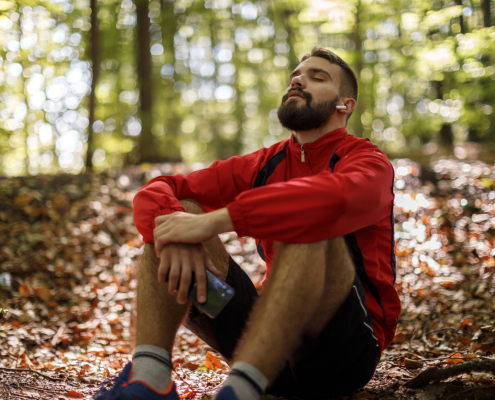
[188,269,235,319]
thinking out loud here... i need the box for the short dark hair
[301,47,358,121]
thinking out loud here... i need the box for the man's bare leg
[135,200,229,351]
[233,237,355,383]
[130,200,229,391]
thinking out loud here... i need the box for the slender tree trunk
[350,0,363,138]
[16,3,29,174]
[282,9,299,72]
[483,0,492,27]
[159,0,180,161]
[135,0,155,163]
[86,0,99,171]
[456,0,467,34]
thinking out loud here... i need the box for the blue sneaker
[94,362,180,400]
[214,386,240,400]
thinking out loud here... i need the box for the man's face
[277,57,342,132]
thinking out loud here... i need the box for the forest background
[0,1,495,399]
[0,0,494,175]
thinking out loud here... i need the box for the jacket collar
[288,127,348,153]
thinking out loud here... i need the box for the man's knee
[276,240,327,257]
[278,237,353,274]
[179,199,205,214]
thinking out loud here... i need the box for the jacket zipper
[301,145,305,162]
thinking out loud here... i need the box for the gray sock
[129,345,172,392]
[215,361,268,400]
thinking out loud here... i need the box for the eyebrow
[289,67,333,81]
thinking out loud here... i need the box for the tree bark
[135,0,155,164]
[483,0,492,27]
[282,9,300,72]
[455,0,467,34]
[86,0,99,171]
[350,0,363,137]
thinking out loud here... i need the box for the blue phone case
[188,269,235,318]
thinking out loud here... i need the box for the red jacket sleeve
[226,144,394,243]
[133,149,268,243]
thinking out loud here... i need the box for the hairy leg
[135,200,230,351]
[233,237,355,383]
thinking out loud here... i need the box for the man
[95,47,401,400]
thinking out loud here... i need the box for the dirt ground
[1,157,494,399]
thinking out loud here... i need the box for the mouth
[288,91,305,100]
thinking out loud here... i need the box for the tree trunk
[135,0,155,164]
[86,0,99,171]
[282,9,300,72]
[350,0,363,137]
[455,0,467,34]
[483,0,492,27]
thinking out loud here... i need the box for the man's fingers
[177,251,192,304]
[154,229,172,258]
[168,252,181,296]
[205,254,222,278]
[192,250,207,304]
[157,251,170,285]
[154,214,170,227]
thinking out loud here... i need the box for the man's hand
[157,243,222,304]
[154,212,215,256]
[154,208,234,257]
[153,208,233,304]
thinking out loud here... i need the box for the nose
[290,74,305,89]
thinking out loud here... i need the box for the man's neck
[293,120,345,146]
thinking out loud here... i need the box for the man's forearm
[206,208,234,236]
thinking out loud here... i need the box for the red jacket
[133,127,401,350]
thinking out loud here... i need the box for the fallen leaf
[34,284,51,303]
[392,332,407,343]
[63,391,84,398]
[179,390,196,399]
[404,358,424,369]
[205,351,224,371]
[445,352,465,365]
[186,361,201,370]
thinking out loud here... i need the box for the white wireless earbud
[335,105,346,110]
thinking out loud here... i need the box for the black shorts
[185,257,381,399]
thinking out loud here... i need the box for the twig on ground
[7,393,39,399]
[425,327,462,336]
[444,385,495,400]
[51,322,66,347]
[21,384,66,393]
[0,367,64,381]
[405,360,495,388]
[409,326,418,351]
[419,356,493,362]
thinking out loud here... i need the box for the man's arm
[133,150,267,243]
[154,208,233,255]
[132,151,263,304]
[226,145,394,243]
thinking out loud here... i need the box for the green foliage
[0,0,494,175]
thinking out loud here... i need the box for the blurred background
[0,0,494,176]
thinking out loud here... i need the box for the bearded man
[95,47,401,400]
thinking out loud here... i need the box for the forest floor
[0,157,494,400]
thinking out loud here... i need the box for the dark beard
[277,88,339,132]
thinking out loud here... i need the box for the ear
[336,97,356,115]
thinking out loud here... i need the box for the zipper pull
[301,145,305,162]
